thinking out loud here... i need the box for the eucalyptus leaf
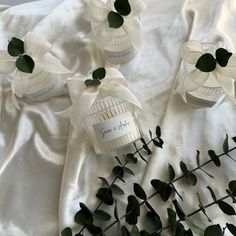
[185,229,193,236]
[123,167,135,176]
[208,150,221,167]
[126,195,140,225]
[61,227,73,236]
[84,222,104,236]
[145,211,162,232]
[185,217,204,236]
[8,37,24,56]
[223,134,229,153]
[111,183,125,195]
[226,223,236,235]
[167,208,176,232]
[151,179,172,201]
[114,156,123,166]
[113,166,124,178]
[173,199,185,220]
[180,161,188,175]
[152,139,163,148]
[195,53,216,72]
[197,193,212,222]
[121,225,131,236]
[215,48,232,67]
[196,150,200,166]
[137,151,148,163]
[186,173,197,186]
[175,222,185,236]
[114,201,120,220]
[85,79,101,87]
[98,177,110,187]
[108,11,124,28]
[232,136,236,143]
[155,126,161,137]
[92,67,106,80]
[168,164,175,182]
[96,187,114,205]
[94,209,111,221]
[204,224,222,236]
[131,225,140,236]
[207,186,217,202]
[140,138,152,155]
[114,0,131,16]
[133,183,147,200]
[218,200,236,215]
[229,180,236,196]
[145,201,159,217]
[125,153,138,164]
[16,55,35,73]
[149,130,153,139]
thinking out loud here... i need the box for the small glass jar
[178,42,225,108]
[102,28,137,65]
[23,71,67,102]
[83,96,143,154]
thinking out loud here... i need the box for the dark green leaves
[111,183,125,195]
[96,187,114,205]
[168,164,175,182]
[223,134,229,153]
[85,67,106,87]
[207,186,217,202]
[173,199,185,220]
[195,53,216,72]
[155,126,161,138]
[140,138,152,155]
[125,153,138,164]
[94,209,111,221]
[229,180,236,196]
[204,224,222,236]
[167,208,176,232]
[16,55,35,73]
[74,203,93,225]
[145,211,162,232]
[8,37,35,73]
[126,195,140,225]
[218,200,236,215]
[108,11,124,28]
[208,150,221,167]
[114,0,131,16]
[61,227,73,236]
[131,225,140,236]
[151,179,172,201]
[215,48,232,67]
[8,37,24,56]
[121,225,131,236]
[92,67,106,80]
[113,166,124,178]
[227,223,236,235]
[180,161,197,186]
[133,183,147,200]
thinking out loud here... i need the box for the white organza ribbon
[178,41,236,101]
[0,32,70,109]
[83,0,146,50]
[59,67,142,132]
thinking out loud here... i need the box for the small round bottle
[83,96,143,154]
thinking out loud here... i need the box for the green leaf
[149,130,153,139]
[173,199,185,220]
[16,54,35,73]
[92,67,106,80]
[145,201,160,217]
[186,173,197,186]
[180,161,188,175]
[208,150,221,167]
[207,186,217,202]
[151,179,172,201]
[197,193,212,222]
[61,227,73,236]
[113,166,124,178]
[123,167,135,176]
[195,53,216,72]
[140,138,152,155]
[215,48,232,67]
[185,218,204,236]
[218,200,236,215]
[74,203,93,225]
[131,225,140,236]
[121,225,131,236]
[114,0,131,16]
[152,139,163,148]
[126,195,140,225]
[111,183,125,195]
[133,183,147,200]
[175,222,185,236]
[8,37,24,56]
[232,136,236,143]
[145,211,162,232]
[96,187,114,205]
[185,229,193,236]
[167,208,176,232]
[114,201,120,220]
[98,177,110,187]
[85,79,101,87]
[94,209,111,221]
[226,223,236,235]
[114,156,123,165]
[223,134,229,153]
[196,150,200,166]
[229,180,236,196]
[204,224,222,236]
[125,153,138,164]
[84,222,104,236]
[108,11,124,28]
[168,164,175,182]
[156,126,161,138]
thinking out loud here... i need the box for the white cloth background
[0,0,236,236]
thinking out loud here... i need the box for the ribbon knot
[0,32,70,108]
[59,67,142,133]
[177,41,236,101]
[83,0,146,50]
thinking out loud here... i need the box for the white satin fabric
[0,1,236,236]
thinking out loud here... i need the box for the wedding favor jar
[84,96,142,154]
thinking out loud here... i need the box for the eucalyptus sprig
[108,0,131,28]
[7,37,35,73]
[85,67,106,87]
